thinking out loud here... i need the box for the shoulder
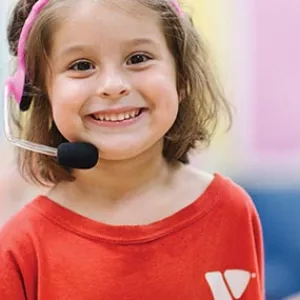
[0,165,46,227]
[0,198,43,256]
[215,173,258,214]
[178,165,259,218]
[0,199,44,296]
[210,172,262,233]
[174,164,214,199]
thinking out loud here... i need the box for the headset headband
[6,0,50,107]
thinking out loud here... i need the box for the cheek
[137,69,179,135]
[136,67,179,111]
[50,78,90,106]
[48,78,90,139]
[49,77,92,114]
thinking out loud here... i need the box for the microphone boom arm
[4,86,57,157]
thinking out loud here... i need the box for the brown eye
[71,61,94,71]
[127,54,151,65]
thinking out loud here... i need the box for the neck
[53,141,172,202]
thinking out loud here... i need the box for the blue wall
[245,187,300,299]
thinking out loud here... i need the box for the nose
[97,69,130,100]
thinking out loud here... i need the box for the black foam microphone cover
[57,142,99,169]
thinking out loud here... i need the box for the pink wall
[254,0,300,152]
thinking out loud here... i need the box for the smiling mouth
[90,108,145,122]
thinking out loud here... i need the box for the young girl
[0,0,264,299]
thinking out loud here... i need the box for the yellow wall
[183,0,235,169]
[183,0,233,84]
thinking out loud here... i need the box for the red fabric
[0,174,264,299]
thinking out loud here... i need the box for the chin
[99,152,143,162]
[98,141,162,162]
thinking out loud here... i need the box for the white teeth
[118,114,125,121]
[93,109,141,122]
[111,114,118,121]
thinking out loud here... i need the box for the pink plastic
[171,0,183,17]
[5,0,50,104]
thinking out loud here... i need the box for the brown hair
[7,0,232,186]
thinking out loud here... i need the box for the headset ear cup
[19,76,32,111]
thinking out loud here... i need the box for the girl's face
[47,0,179,161]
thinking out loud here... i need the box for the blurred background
[0,0,299,299]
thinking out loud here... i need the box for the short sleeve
[0,214,37,300]
[0,247,26,299]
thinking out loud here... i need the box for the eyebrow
[55,38,160,59]
[124,38,160,47]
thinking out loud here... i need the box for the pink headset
[5,0,183,109]
[5,0,49,108]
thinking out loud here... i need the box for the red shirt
[0,174,264,299]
